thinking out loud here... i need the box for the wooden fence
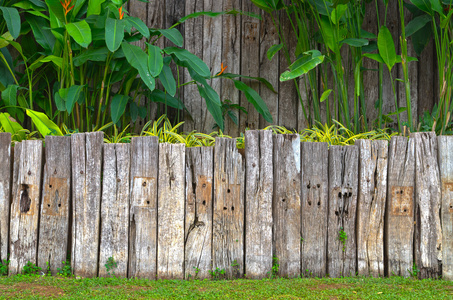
[0,131,452,279]
[127,0,438,136]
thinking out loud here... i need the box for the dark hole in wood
[147,201,150,205]
[223,207,227,210]
[318,202,320,206]
[202,200,206,205]
[335,211,339,216]
[307,184,310,189]
[58,204,61,207]
[170,176,175,181]
[20,185,31,213]
[49,185,52,188]
[28,171,31,175]
[345,211,348,215]
[308,201,312,206]
[202,184,206,188]
[80,171,84,174]
[227,189,231,193]
[117,178,121,182]
[348,192,352,197]
[450,205,453,209]
[142,182,147,187]
[317,184,320,188]
[252,163,256,167]
[222,178,226,182]
[338,192,342,198]
[231,206,234,211]
[47,204,50,207]
[403,209,407,212]
[400,190,403,194]
[282,199,285,202]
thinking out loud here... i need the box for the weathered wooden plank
[245,130,273,279]
[213,138,245,279]
[386,136,415,277]
[71,132,103,278]
[37,136,71,275]
[240,1,261,134]
[0,133,11,263]
[9,140,43,275]
[356,140,388,277]
[412,132,442,279]
[99,144,130,278]
[327,145,358,278]
[438,136,453,280]
[273,134,300,277]
[157,143,185,279]
[301,142,328,277]
[417,40,435,123]
[185,147,213,279]
[128,136,158,279]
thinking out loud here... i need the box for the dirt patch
[0,282,65,298]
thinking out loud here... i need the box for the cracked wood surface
[38,136,71,275]
[386,136,415,277]
[301,142,328,277]
[9,140,43,275]
[273,134,300,278]
[356,140,387,277]
[128,137,158,279]
[71,132,103,278]
[158,143,185,279]
[327,145,358,278]
[413,132,442,279]
[438,136,453,280]
[185,147,213,279]
[0,133,11,262]
[99,144,130,278]
[213,138,245,279]
[245,130,273,279]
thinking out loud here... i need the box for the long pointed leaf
[105,18,124,52]
[26,109,63,136]
[0,7,20,39]
[66,20,92,48]
[122,42,155,91]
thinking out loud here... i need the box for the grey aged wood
[0,133,11,262]
[327,145,358,278]
[386,136,415,277]
[9,140,43,275]
[128,136,158,279]
[301,142,328,277]
[71,132,103,278]
[157,143,185,279]
[412,132,442,279]
[213,138,245,279]
[273,134,301,277]
[245,130,273,279]
[185,147,213,279]
[355,140,388,277]
[438,136,453,280]
[99,144,130,278]
[38,136,71,275]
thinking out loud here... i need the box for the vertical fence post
[213,138,245,279]
[327,145,358,277]
[301,142,328,277]
[0,133,11,263]
[38,136,71,275]
[245,130,273,279]
[356,140,388,277]
[129,136,158,279]
[157,143,185,279]
[9,140,43,275]
[99,144,130,278]
[273,134,301,278]
[71,132,103,278]
[386,136,415,277]
[185,147,213,280]
[412,132,442,278]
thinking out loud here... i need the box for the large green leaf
[110,94,130,124]
[410,0,432,15]
[66,20,92,48]
[0,7,21,39]
[159,28,183,47]
[149,89,185,110]
[26,109,63,136]
[233,80,273,123]
[250,0,273,12]
[165,47,210,78]
[280,51,324,81]
[197,84,223,131]
[147,44,163,77]
[0,48,15,88]
[405,14,431,37]
[64,85,83,114]
[377,25,396,71]
[27,14,56,54]
[341,38,369,47]
[126,16,150,39]
[158,58,176,96]
[121,42,155,91]
[45,0,66,23]
[331,4,348,25]
[216,73,277,93]
[0,112,25,141]
[87,0,106,16]
[73,47,109,66]
[105,18,124,52]
[319,15,336,52]
[1,84,18,106]
[363,53,384,63]
[267,43,283,61]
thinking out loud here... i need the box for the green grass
[0,275,453,299]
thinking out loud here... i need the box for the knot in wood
[80,171,84,174]
[28,170,31,175]
[202,183,206,188]
[117,178,121,182]
[142,181,147,187]
[252,163,256,167]
[170,176,175,181]
[54,169,57,175]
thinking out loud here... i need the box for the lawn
[0,275,452,299]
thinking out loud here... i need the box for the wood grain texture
[355,140,388,277]
[301,142,328,277]
[0,133,11,262]
[412,132,442,279]
[386,136,415,277]
[71,132,103,278]
[38,136,71,275]
[9,140,43,275]
[438,136,453,280]
[128,136,158,279]
[273,134,301,277]
[185,147,213,279]
[245,130,273,279]
[99,144,130,278]
[157,143,185,279]
[213,138,245,279]
[327,145,358,278]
